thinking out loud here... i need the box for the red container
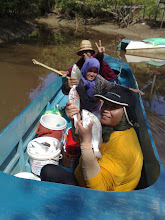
[62,128,80,168]
[65,129,80,155]
[36,114,67,141]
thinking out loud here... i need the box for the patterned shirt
[76,75,115,112]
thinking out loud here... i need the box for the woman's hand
[65,101,80,120]
[68,77,79,88]
[95,40,105,54]
[60,70,68,78]
[116,84,145,96]
[129,88,145,96]
[77,120,93,143]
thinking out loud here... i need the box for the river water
[0,25,165,165]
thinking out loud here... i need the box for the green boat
[118,38,165,60]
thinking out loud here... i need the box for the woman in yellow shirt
[41,86,143,191]
[73,86,143,191]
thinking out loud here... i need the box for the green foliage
[56,0,83,15]
[55,0,160,20]
[37,0,56,15]
[0,0,55,18]
[56,0,111,17]
[28,30,40,38]
[0,0,160,20]
[139,0,157,17]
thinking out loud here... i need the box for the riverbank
[35,13,165,40]
[0,13,165,44]
[0,18,34,44]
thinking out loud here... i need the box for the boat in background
[0,54,165,219]
[125,54,165,66]
[118,38,165,60]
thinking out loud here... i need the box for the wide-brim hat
[94,86,137,126]
[77,40,95,56]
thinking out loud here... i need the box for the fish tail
[94,150,102,158]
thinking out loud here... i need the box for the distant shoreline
[36,14,165,40]
[0,14,165,44]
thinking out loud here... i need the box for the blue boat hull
[0,55,164,219]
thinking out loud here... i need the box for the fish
[68,86,80,127]
[29,140,59,155]
[68,64,81,127]
[82,109,102,158]
[71,64,81,81]
[30,141,50,154]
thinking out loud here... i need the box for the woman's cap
[94,86,135,107]
[94,86,136,126]
[77,40,95,56]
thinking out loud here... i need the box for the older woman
[60,40,118,82]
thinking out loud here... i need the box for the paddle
[32,59,70,79]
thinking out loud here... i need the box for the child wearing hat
[60,40,118,82]
[41,86,143,191]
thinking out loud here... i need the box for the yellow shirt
[74,128,143,191]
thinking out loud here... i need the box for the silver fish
[30,140,58,155]
[82,109,102,158]
[68,86,80,127]
[69,64,81,127]
[30,141,50,154]
[71,64,81,81]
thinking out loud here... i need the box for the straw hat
[77,40,95,56]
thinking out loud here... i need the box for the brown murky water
[0,25,164,165]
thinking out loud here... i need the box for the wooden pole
[150,74,157,96]
[155,0,160,21]
[32,59,70,79]
[160,7,165,28]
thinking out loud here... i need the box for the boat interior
[0,58,161,191]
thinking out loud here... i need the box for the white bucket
[36,114,67,141]
[27,137,63,176]
[14,172,41,181]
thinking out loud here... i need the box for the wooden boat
[0,54,165,219]
[118,38,165,60]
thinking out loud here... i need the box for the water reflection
[144,94,164,115]
[29,72,57,101]
[0,24,164,165]
[121,53,165,165]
